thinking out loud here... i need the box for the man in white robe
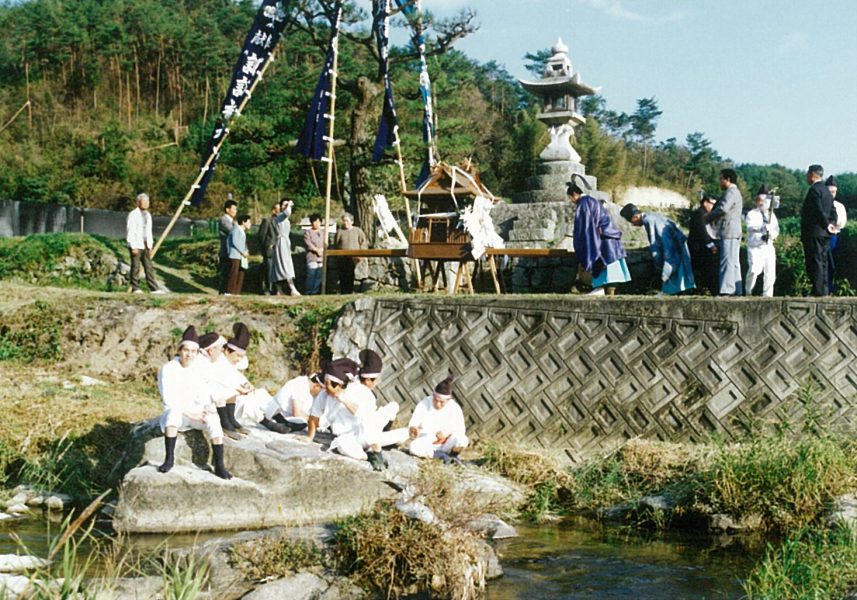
[265,372,324,431]
[157,326,231,479]
[408,373,469,460]
[745,185,780,297]
[329,350,409,469]
[305,358,362,441]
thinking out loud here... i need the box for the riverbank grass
[743,527,857,600]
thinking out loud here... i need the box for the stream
[486,518,761,600]
[2,513,762,599]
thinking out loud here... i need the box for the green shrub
[744,528,857,599]
[0,299,68,362]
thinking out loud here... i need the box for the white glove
[661,262,673,283]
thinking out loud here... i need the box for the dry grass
[230,537,325,582]
[331,499,488,600]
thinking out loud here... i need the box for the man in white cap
[408,373,469,461]
[157,325,231,479]
[332,350,409,470]
[126,192,163,294]
[195,331,243,440]
[304,358,362,443]
[264,371,324,431]
[218,322,288,434]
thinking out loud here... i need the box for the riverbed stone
[0,554,49,573]
[466,514,518,540]
[0,574,29,599]
[113,419,523,534]
[89,576,163,600]
[826,493,857,529]
[5,504,29,515]
[241,573,366,600]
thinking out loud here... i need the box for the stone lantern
[519,37,596,163]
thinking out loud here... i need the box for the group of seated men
[156,323,470,477]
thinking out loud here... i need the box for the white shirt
[126,207,154,250]
[272,375,315,418]
[408,396,467,441]
[745,208,779,249]
[310,390,363,436]
[834,200,847,231]
[158,357,211,415]
[196,353,244,404]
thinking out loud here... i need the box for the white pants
[329,402,409,460]
[235,389,274,425]
[409,433,469,458]
[160,408,223,439]
[746,244,776,297]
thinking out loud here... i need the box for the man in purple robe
[568,177,631,295]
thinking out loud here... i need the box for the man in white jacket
[157,325,231,479]
[745,185,779,297]
[408,373,469,461]
[126,193,162,294]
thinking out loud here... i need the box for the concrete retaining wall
[331,296,857,461]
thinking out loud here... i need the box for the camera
[761,233,770,243]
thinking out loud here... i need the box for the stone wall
[331,296,857,461]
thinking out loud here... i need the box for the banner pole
[320,7,342,295]
[151,54,276,259]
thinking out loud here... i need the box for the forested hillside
[0,0,853,222]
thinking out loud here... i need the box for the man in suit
[218,197,238,294]
[707,168,744,295]
[258,202,280,294]
[688,193,719,295]
[800,164,836,297]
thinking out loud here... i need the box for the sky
[387,0,857,175]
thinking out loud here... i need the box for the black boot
[272,414,307,432]
[217,406,243,439]
[260,418,289,434]
[212,443,232,480]
[158,436,177,473]
[366,451,384,472]
[226,403,250,434]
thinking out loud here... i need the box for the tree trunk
[348,76,381,246]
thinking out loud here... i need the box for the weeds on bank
[0,299,68,362]
[326,461,501,599]
[331,500,487,600]
[231,537,325,581]
[480,441,576,521]
[743,527,857,600]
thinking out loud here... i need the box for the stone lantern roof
[519,37,597,104]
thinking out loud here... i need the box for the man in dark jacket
[257,202,280,294]
[800,164,836,297]
[688,193,719,295]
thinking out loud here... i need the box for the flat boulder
[113,420,524,534]
[113,422,399,533]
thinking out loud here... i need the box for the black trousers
[130,248,158,292]
[218,255,231,294]
[338,257,356,294]
[802,236,830,297]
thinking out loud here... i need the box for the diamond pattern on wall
[352,299,857,458]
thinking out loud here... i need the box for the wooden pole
[25,62,32,129]
[151,53,278,258]
[321,7,342,295]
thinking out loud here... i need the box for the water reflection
[487,518,761,600]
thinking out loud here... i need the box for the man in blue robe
[567,178,630,295]
[620,204,696,295]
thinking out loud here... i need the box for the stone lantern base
[512,160,601,205]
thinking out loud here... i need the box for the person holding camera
[745,185,779,297]
[271,199,301,296]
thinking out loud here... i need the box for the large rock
[113,419,524,534]
[241,573,365,600]
[113,422,399,533]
